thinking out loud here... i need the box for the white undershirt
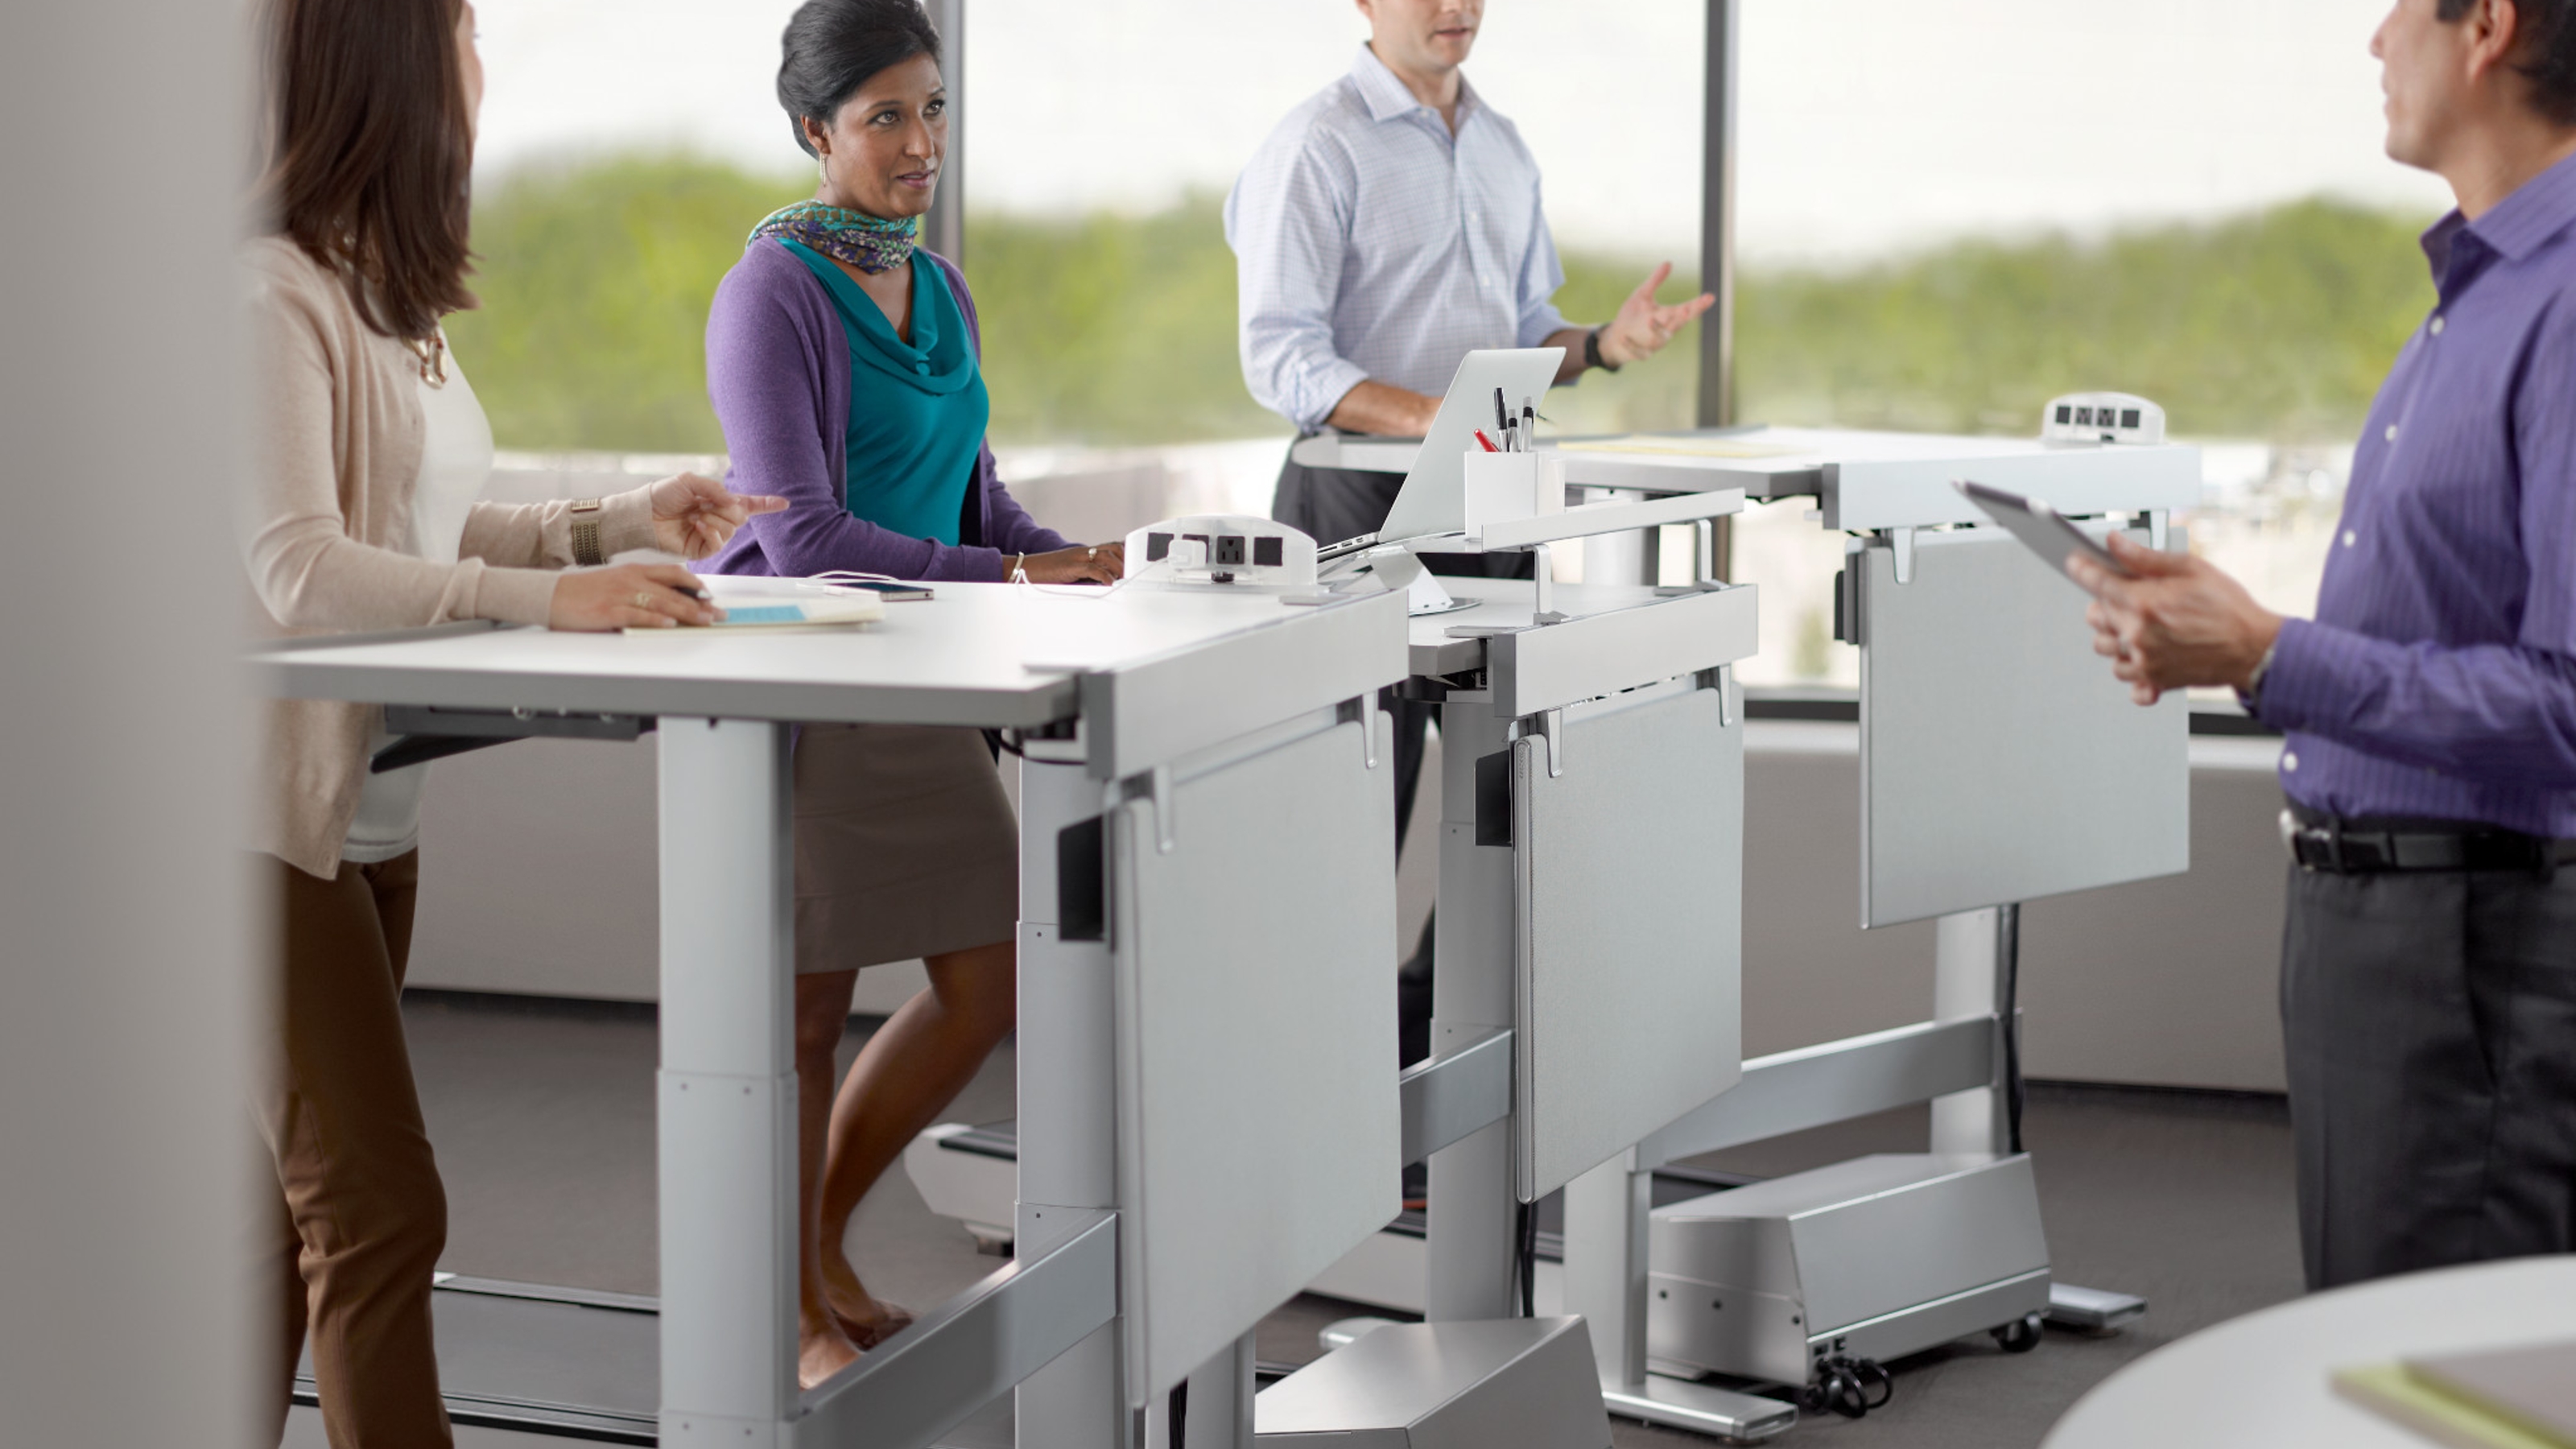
[344,352,495,864]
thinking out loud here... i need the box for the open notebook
[621,592,884,635]
[2334,1339,2576,1449]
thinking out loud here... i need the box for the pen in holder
[1462,449,1567,535]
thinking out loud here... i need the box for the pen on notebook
[1475,429,1501,453]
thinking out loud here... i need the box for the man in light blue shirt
[1225,0,1711,547]
[1226,0,1711,1062]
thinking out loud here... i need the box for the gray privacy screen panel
[1113,716,1402,1406]
[1858,527,2189,928]
[1515,681,1744,1202]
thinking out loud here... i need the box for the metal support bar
[1477,487,1744,551]
[1530,543,1566,624]
[656,718,799,1446]
[1697,0,1739,431]
[1930,908,2012,1156]
[1398,1027,1513,1166]
[922,0,966,267]
[1632,1016,1996,1170]
[796,1212,1118,1449]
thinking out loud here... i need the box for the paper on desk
[2332,1363,2570,1449]
[621,592,885,634]
[1569,436,1809,460]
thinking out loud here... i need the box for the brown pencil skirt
[793,721,1020,974]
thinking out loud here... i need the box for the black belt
[2280,807,2576,877]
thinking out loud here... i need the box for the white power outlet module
[1123,514,1319,588]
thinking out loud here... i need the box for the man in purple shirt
[2074,0,2576,1289]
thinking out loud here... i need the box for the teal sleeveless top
[778,238,989,546]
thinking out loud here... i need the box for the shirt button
[2284,752,2300,772]
[2430,316,2446,336]
[2343,530,2357,548]
[2385,424,2399,442]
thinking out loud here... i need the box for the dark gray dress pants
[2282,857,2576,1289]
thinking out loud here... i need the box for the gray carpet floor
[286,991,2306,1449]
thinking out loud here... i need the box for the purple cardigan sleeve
[704,245,1065,581]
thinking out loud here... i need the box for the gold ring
[635,591,650,607]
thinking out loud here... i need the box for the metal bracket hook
[1117,766,1175,853]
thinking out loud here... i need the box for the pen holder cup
[1463,451,1567,535]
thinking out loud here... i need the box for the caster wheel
[1993,1313,2044,1353]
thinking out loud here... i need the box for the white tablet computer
[1955,479,2133,582]
[1375,347,1567,545]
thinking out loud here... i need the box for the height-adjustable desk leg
[656,718,798,1447]
[1427,704,1519,1321]
[1017,758,1129,1449]
[1930,908,2012,1155]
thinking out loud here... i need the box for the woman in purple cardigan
[702,0,1123,1386]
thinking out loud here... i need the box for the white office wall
[0,4,256,1447]
[1739,725,2290,1092]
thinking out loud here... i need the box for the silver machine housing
[1645,1154,2050,1386]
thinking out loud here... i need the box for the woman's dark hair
[2440,0,2576,122]
[254,0,477,341]
[778,0,944,156]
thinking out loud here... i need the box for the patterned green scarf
[748,200,919,274]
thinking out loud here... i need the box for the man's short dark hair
[778,0,944,157]
[2441,0,2576,122]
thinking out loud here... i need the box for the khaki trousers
[258,852,452,1449]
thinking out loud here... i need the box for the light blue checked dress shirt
[1224,44,1574,433]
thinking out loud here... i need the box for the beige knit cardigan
[245,236,658,878]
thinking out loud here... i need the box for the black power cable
[1798,1355,1894,1418]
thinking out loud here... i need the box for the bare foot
[822,1253,914,1350]
[799,1319,861,1389]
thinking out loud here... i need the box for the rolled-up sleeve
[1227,134,1369,433]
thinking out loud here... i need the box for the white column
[1561,1152,1651,1386]
[1929,906,2009,1156]
[1427,704,1521,1320]
[657,718,799,1446]
[1017,756,1129,1449]
[1578,489,1655,587]
[2,1,255,1441]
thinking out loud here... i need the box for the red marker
[1473,430,1501,453]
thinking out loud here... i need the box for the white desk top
[257,580,1393,733]
[1405,580,1667,678]
[1294,425,2202,532]
[2044,1256,2576,1449]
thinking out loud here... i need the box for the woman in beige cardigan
[246,2,781,1444]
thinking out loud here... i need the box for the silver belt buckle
[2280,808,2307,868]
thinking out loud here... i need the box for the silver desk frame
[1344,483,1792,1443]
[258,583,1412,1449]
[1317,426,2199,1439]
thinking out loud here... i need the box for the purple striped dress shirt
[2260,151,2576,838]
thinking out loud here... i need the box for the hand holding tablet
[1954,480,2133,585]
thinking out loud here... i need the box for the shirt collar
[1350,43,1479,129]
[2458,147,2576,262]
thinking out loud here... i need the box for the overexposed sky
[473,0,2450,262]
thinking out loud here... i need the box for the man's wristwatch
[1584,327,1622,374]
[569,498,605,567]
[2238,638,2279,716]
